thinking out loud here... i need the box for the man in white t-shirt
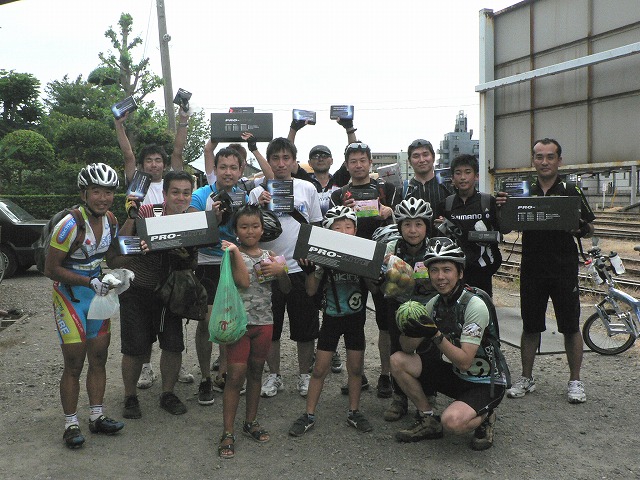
[250,137,323,398]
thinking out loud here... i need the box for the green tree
[181,108,209,165]
[0,70,43,137]
[0,129,55,190]
[44,75,120,123]
[53,118,121,166]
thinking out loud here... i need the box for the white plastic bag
[87,269,135,319]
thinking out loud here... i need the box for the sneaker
[384,393,408,422]
[395,412,443,442]
[506,376,536,398]
[331,351,343,373]
[347,411,373,432]
[63,425,85,449]
[567,380,586,404]
[298,373,311,397]
[341,374,369,395]
[471,411,496,451]
[289,413,315,437]
[160,392,187,415]
[122,395,142,419]
[376,374,393,399]
[88,415,125,434]
[136,364,157,389]
[261,373,284,398]
[198,378,215,406]
[178,366,194,384]
[211,374,226,393]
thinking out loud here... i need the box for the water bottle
[609,252,625,275]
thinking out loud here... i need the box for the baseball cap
[309,145,332,157]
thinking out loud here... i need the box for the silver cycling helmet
[423,237,465,268]
[372,224,401,244]
[77,163,119,190]
[323,206,357,229]
[395,197,433,223]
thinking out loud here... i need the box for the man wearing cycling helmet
[382,197,436,422]
[330,141,400,399]
[45,163,124,449]
[391,238,506,450]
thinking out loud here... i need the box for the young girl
[218,204,290,459]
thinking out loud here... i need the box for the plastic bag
[382,255,415,299]
[208,249,247,344]
[87,269,135,319]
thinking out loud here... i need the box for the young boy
[289,206,373,436]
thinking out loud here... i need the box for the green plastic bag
[209,249,248,344]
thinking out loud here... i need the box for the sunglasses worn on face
[311,153,331,159]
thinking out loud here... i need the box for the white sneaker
[137,364,157,389]
[298,373,311,397]
[506,376,536,398]
[261,373,284,398]
[567,380,586,404]
[331,351,343,373]
[178,366,194,384]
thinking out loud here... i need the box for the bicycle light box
[136,210,219,251]
[293,224,385,280]
[211,112,273,142]
[499,196,581,233]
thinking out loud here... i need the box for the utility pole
[156,0,175,133]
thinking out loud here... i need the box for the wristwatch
[432,333,445,346]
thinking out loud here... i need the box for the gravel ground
[1,271,639,479]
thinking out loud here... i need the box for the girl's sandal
[242,420,270,443]
[218,432,236,459]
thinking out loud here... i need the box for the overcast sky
[1,0,517,169]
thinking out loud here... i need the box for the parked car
[0,198,47,278]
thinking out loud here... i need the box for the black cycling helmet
[372,224,401,244]
[260,208,283,242]
[77,163,119,190]
[322,206,357,229]
[423,237,465,268]
[395,198,433,223]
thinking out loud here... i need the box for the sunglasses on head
[410,139,432,149]
[310,153,331,159]
[345,142,370,152]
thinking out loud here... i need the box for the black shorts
[419,356,505,416]
[369,290,389,331]
[119,287,184,355]
[316,311,366,352]
[271,271,319,343]
[520,275,580,334]
[195,264,221,306]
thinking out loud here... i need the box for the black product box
[267,180,294,196]
[348,188,377,200]
[467,231,500,243]
[293,109,316,125]
[228,107,254,113]
[118,236,143,255]
[173,88,192,110]
[136,210,219,251]
[293,224,385,280]
[269,196,295,213]
[111,96,138,119]
[499,196,581,233]
[211,112,273,142]
[330,105,354,120]
[229,191,247,209]
[502,180,530,197]
[126,171,152,201]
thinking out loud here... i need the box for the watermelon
[395,300,430,333]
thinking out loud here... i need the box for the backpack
[434,285,511,397]
[33,205,117,274]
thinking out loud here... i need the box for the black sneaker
[123,395,142,419]
[160,392,187,415]
[376,374,393,399]
[471,411,496,451]
[341,374,369,395]
[198,378,215,406]
[347,411,373,432]
[63,424,85,449]
[289,413,315,437]
[88,415,124,434]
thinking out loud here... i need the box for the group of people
[46,104,595,456]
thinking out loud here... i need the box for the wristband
[346,128,357,134]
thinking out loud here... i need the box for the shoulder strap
[444,194,455,214]
[479,192,491,212]
[68,209,87,255]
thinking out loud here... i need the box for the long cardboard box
[136,210,219,251]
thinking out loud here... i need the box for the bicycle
[582,241,640,355]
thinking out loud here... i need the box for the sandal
[218,432,235,459]
[242,419,270,443]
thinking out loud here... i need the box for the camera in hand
[293,109,316,125]
[111,96,138,119]
[330,105,354,120]
[173,88,192,112]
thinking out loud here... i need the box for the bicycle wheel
[0,247,5,284]
[582,310,636,355]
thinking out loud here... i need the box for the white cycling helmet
[395,198,433,223]
[77,163,119,190]
[423,237,465,268]
[323,206,357,229]
[372,224,401,244]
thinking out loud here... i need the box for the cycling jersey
[314,267,365,317]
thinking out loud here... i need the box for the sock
[89,405,103,422]
[348,409,358,417]
[306,413,316,422]
[64,413,79,429]
[420,410,434,417]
